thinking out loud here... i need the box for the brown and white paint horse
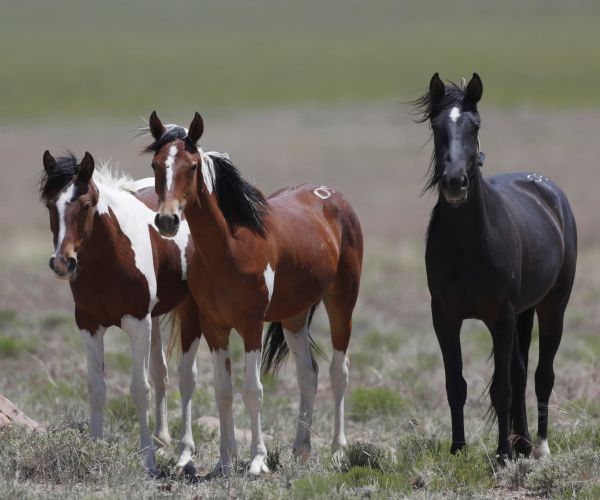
[145,112,363,475]
[40,151,201,473]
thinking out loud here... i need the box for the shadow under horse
[415,73,577,463]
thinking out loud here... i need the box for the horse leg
[432,300,466,454]
[149,317,171,449]
[175,296,202,472]
[122,314,156,473]
[511,308,534,457]
[79,319,106,439]
[533,297,567,459]
[206,328,237,475]
[282,310,318,462]
[241,324,269,475]
[486,306,516,464]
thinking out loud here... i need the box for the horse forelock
[39,151,80,202]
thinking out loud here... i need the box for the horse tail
[261,303,324,375]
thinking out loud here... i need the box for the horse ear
[78,152,95,182]
[465,73,483,104]
[429,72,445,104]
[187,112,204,144]
[149,111,166,140]
[43,150,56,172]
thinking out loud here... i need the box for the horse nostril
[154,213,161,230]
[67,257,77,273]
[172,214,180,229]
[461,175,469,189]
[441,174,449,189]
[49,257,55,271]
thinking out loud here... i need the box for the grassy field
[1,1,600,498]
[1,104,600,498]
[2,0,600,120]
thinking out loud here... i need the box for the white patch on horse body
[314,185,335,200]
[134,177,155,191]
[243,349,268,475]
[263,263,275,303]
[165,145,177,191]
[97,186,159,312]
[449,107,461,123]
[54,184,75,254]
[170,222,190,280]
[533,437,551,459]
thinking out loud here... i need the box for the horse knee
[490,379,511,411]
[130,379,151,409]
[535,365,555,401]
[330,350,349,392]
[242,382,263,411]
[446,377,467,407]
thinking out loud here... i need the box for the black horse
[415,73,577,463]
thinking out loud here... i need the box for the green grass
[347,387,407,421]
[2,0,600,120]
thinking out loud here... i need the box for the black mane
[142,126,197,155]
[210,154,270,238]
[412,82,478,193]
[39,152,79,201]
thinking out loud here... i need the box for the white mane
[93,161,138,193]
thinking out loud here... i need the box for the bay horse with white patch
[40,151,202,473]
[144,112,363,475]
[415,73,577,463]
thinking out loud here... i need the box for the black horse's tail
[261,304,325,375]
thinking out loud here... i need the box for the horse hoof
[496,452,511,466]
[450,442,466,454]
[532,439,551,459]
[175,460,197,477]
[512,437,532,458]
[293,445,311,463]
[248,454,269,476]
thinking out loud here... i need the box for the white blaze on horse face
[165,145,177,191]
[449,107,461,123]
[54,184,75,254]
[264,263,275,303]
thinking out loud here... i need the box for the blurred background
[1,0,600,492]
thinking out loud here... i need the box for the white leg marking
[149,317,171,448]
[243,350,269,475]
[449,106,461,123]
[165,145,177,191]
[212,348,237,474]
[54,184,75,255]
[263,263,275,303]
[122,314,156,472]
[176,338,200,470]
[330,349,349,451]
[81,327,106,439]
[532,437,551,459]
[283,326,318,462]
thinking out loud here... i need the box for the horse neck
[78,186,131,268]
[437,169,490,242]
[185,173,234,263]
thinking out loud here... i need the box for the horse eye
[83,201,91,209]
[190,163,197,172]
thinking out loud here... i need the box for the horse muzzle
[154,213,180,237]
[49,255,77,279]
[441,172,469,206]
